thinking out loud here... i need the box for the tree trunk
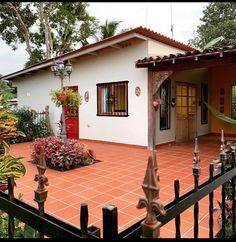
[7,2,32,56]
[39,2,50,59]
[46,3,54,58]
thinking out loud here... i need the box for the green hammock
[204,101,236,128]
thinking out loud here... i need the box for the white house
[3,26,207,148]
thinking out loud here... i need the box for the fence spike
[152,150,158,174]
[221,129,225,150]
[192,137,200,239]
[193,137,200,166]
[209,163,214,239]
[80,203,88,238]
[7,176,15,238]
[174,179,181,238]
[137,156,166,238]
[219,130,227,164]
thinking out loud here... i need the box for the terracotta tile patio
[9,135,232,238]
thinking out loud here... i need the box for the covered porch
[136,45,236,150]
[9,134,229,238]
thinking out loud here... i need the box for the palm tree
[93,19,122,41]
[100,20,122,39]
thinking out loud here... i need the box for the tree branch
[6,2,32,55]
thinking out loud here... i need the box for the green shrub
[10,107,53,143]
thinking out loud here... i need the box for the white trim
[3,33,145,80]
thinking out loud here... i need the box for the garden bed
[31,136,100,171]
[29,158,102,172]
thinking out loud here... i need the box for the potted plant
[50,88,82,108]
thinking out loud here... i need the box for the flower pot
[153,100,160,109]
[56,93,67,102]
[87,149,96,160]
[0,183,8,192]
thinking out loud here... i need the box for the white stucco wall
[13,39,149,146]
[12,37,204,147]
[14,71,63,136]
[156,68,210,145]
[148,39,186,57]
[65,39,149,146]
[172,68,210,137]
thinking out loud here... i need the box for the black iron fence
[114,159,236,239]
[0,134,236,238]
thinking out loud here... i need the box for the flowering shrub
[31,136,92,171]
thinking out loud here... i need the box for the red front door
[64,86,79,140]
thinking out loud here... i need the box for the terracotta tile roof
[2,26,194,80]
[131,26,194,51]
[136,45,236,68]
[27,26,193,69]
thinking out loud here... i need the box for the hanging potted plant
[50,88,82,108]
[56,92,67,102]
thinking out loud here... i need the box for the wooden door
[64,86,79,140]
[176,83,197,142]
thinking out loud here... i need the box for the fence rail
[116,164,236,239]
[34,105,51,132]
[0,150,100,239]
[1,132,236,238]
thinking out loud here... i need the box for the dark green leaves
[189,3,236,49]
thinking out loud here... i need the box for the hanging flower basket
[56,93,67,102]
[50,88,82,108]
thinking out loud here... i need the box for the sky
[0,2,209,76]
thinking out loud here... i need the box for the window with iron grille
[160,78,171,130]
[97,81,128,116]
[201,83,208,124]
[232,85,236,119]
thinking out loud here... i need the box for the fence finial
[152,150,158,174]
[34,149,49,193]
[220,129,225,152]
[137,156,166,238]
[193,137,200,165]
[34,148,49,238]
[220,130,226,163]
[193,137,201,176]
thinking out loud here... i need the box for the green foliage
[42,2,98,55]
[203,36,224,50]
[24,49,45,68]
[0,79,16,109]
[80,158,95,166]
[50,88,82,108]
[0,2,98,67]
[189,3,236,49]
[0,156,26,184]
[99,19,122,40]
[0,99,26,157]
[0,193,39,238]
[10,107,53,143]
[93,19,122,41]
[204,101,236,237]
[0,3,36,51]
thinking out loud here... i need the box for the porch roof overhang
[135,45,236,72]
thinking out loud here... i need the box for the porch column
[147,69,173,151]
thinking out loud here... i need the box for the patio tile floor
[9,135,233,238]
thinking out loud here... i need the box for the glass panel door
[176,83,197,141]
